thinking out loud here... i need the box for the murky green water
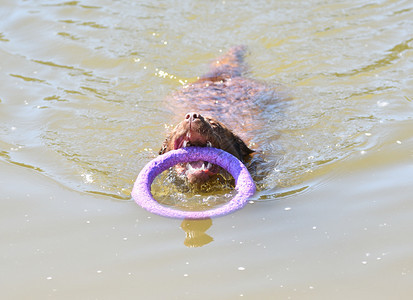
[1,0,413,299]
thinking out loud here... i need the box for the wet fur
[159,114,253,161]
[160,46,268,184]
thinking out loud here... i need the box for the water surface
[1,0,413,299]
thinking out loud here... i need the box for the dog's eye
[209,121,218,128]
[206,118,214,125]
[206,117,222,129]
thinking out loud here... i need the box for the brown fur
[159,113,253,160]
[159,46,260,184]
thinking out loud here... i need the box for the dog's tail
[201,46,248,80]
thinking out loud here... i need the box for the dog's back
[199,45,247,81]
[162,47,281,184]
[166,46,276,142]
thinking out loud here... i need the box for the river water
[1,0,413,299]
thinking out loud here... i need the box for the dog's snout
[185,112,201,122]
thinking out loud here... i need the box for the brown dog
[160,46,275,184]
[159,112,253,183]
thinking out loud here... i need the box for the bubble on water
[377,100,389,107]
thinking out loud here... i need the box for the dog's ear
[159,143,167,155]
[159,138,168,155]
[233,134,254,160]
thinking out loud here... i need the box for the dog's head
[160,112,253,184]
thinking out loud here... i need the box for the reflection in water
[181,218,213,248]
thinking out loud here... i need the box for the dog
[160,46,277,185]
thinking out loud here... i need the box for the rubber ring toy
[131,147,256,219]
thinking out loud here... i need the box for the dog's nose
[185,112,200,121]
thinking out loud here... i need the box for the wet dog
[159,112,253,184]
[160,46,276,185]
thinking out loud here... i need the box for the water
[1,0,413,299]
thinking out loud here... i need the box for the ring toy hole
[131,147,256,219]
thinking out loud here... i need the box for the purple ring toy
[131,147,256,219]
